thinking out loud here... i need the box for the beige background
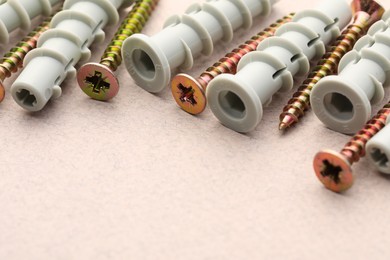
[1,0,390,259]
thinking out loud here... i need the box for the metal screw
[313,102,390,193]
[77,0,159,101]
[170,13,295,115]
[279,0,384,131]
[0,14,55,102]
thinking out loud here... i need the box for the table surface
[2,0,390,259]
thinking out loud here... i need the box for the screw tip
[171,73,206,115]
[279,114,297,131]
[279,123,288,131]
[313,150,354,193]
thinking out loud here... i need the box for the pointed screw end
[279,114,297,131]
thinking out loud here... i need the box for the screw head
[0,82,4,102]
[171,74,206,115]
[77,63,119,101]
[313,150,354,193]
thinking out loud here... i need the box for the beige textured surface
[1,0,390,259]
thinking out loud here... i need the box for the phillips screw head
[313,150,354,193]
[171,74,207,115]
[77,63,119,101]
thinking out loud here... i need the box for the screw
[313,102,390,193]
[77,0,159,101]
[279,0,384,131]
[0,13,55,102]
[170,13,294,115]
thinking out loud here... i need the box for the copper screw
[77,0,159,101]
[313,103,390,193]
[279,0,384,131]
[0,14,55,102]
[170,13,295,115]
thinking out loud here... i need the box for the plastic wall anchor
[10,0,133,112]
[206,0,351,133]
[122,0,277,94]
[0,0,62,45]
[311,10,390,135]
[366,116,390,174]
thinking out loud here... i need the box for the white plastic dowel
[366,116,390,174]
[10,0,133,112]
[206,0,352,133]
[0,0,62,45]
[311,10,390,135]
[122,0,277,94]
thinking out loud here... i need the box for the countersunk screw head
[77,63,119,101]
[313,150,354,193]
[171,73,206,115]
[0,82,4,102]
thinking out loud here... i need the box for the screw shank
[100,0,158,72]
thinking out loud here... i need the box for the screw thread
[100,0,158,71]
[340,103,390,164]
[279,13,373,130]
[196,13,295,90]
[0,15,53,82]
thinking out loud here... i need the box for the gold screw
[170,13,295,115]
[313,103,390,193]
[77,0,159,101]
[0,14,56,102]
[279,0,384,131]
